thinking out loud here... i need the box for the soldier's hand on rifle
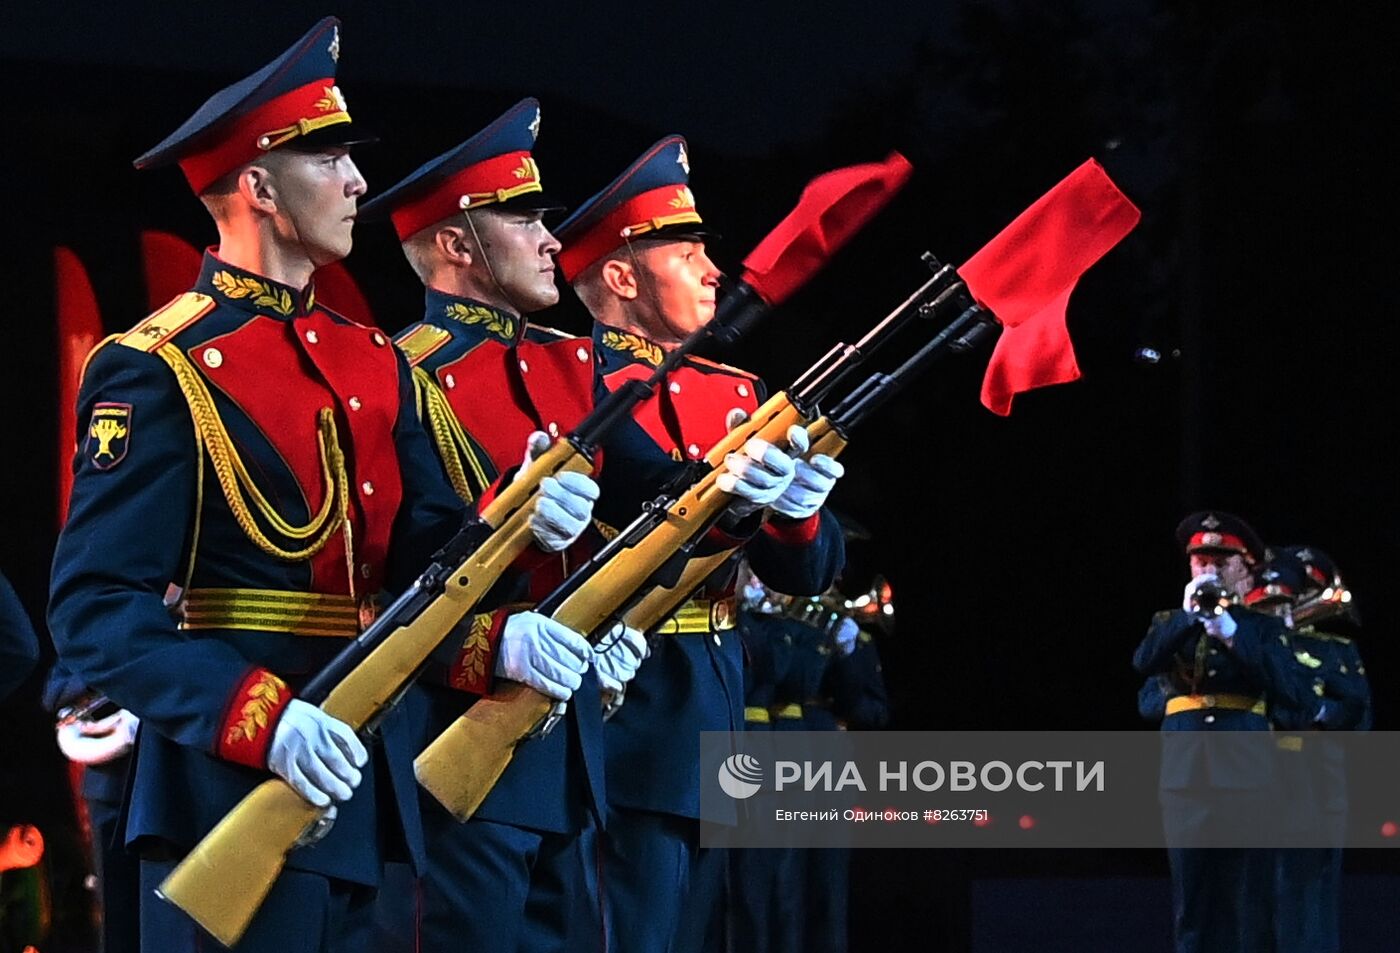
[593,622,648,694]
[517,432,601,552]
[267,700,368,809]
[770,424,845,520]
[716,414,798,518]
[496,611,593,700]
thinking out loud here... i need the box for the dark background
[2,1,1396,950]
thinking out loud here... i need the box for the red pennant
[960,159,1140,415]
[741,152,912,306]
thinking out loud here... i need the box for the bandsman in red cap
[554,137,848,951]
[1133,511,1314,953]
[47,19,472,952]
[1259,546,1370,953]
[359,99,627,953]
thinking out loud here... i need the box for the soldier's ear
[238,164,280,215]
[599,258,638,300]
[434,226,473,267]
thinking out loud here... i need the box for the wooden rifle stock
[156,439,591,947]
[414,393,809,819]
[620,415,851,636]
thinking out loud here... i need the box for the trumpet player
[1132,511,1313,953]
[1252,546,1370,953]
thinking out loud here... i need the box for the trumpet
[1292,575,1355,626]
[1189,578,1232,618]
[758,575,896,639]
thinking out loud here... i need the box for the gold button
[202,348,223,368]
[361,481,375,495]
[348,396,362,411]
[576,347,589,362]
[305,330,319,344]
[445,374,456,389]
[372,332,387,346]
[737,384,750,398]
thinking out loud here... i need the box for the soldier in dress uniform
[1132,511,1313,953]
[358,99,637,953]
[1253,546,1370,953]
[554,137,848,951]
[729,571,890,953]
[44,19,586,953]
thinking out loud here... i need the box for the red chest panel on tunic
[603,362,759,460]
[190,311,404,595]
[436,338,594,471]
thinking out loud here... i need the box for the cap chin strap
[462,210,526,325]
[621,235,676,350]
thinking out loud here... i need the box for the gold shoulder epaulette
[688,354,758,379]
[396,323,452,366]
[116,292,216,353]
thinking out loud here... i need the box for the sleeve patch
[88,402,133,470]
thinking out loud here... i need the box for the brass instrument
[754,574,896,640]
[1292,573,1355,627]
[1189,578,1232,618]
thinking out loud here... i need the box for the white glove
[772,440,844,520]
[716,425,800,519]
[1182,574,1220,612]
[593,622,649,694]
[495,611,593,701]
[1202,611,1238,642]
[56,709,139,765]
[267,699,367,809]
[833,617,859,657]
[516,432,600,552]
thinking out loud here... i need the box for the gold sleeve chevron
[413,367,491,504]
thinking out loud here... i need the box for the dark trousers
[602,808,697,953]
[1165,847,1272,953]
[139,859,377,953]
[418,806,598,953]
[88,795,140,953]
[674,846,729,953]
[1274,847,1342,953]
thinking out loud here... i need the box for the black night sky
[2,2,1396,950]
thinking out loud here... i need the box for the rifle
[624,256,997,636]
[414,255,992,820]
[155,151,912,948]
[153,317,732,948]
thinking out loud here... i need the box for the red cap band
[558,185,702,280]
[178,78,351,194]
[388,151,544,240]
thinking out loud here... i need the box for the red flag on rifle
[960,159,1140,415]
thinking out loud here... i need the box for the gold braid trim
[155,344,349,562]
[413,367,490,504]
